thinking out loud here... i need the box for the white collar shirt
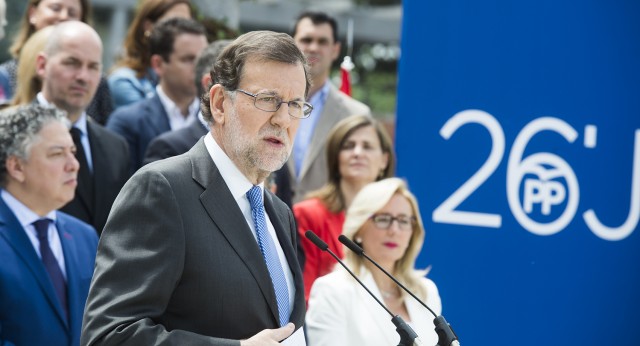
[203,134,295,315]
[1,189,66,278]
[156,85,198,130]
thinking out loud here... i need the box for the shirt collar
[1,189,57,228]
[203,134,264,203]
[156,85,199,118]
[36,92,88,135]
[308,80,330,105]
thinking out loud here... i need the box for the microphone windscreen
[339,235,364,255]
[305,230,329,251]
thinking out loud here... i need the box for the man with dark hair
[82,31,311,345]
[286,11,371,203]
[0,104,98,346]
[142,39,233,165]
[35,21,130,235]
[107,17,208,171]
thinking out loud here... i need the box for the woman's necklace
[380,287,400,299]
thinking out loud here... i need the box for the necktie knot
[70,127,82,142]
[33,218,52,241]
[246,185,263,209]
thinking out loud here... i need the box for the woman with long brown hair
[108,0,193,109]
[294,114,395,301]
[0,0,89,103]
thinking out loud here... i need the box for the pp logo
[523,170,566,217]
[507,118,580,236]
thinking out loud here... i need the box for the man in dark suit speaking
[81,31,312,345]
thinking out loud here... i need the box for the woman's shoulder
[416,275,442,314]
[418,275,438,290]
[108,66,137,79]
[311,269,357,293]
[293,198,332,216]
[294,197,325,209]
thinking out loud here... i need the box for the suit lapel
[56,217,80,337]
[145,94,171,135]
[358,268,398,345]
[86,122,106,218]
[299,85,343,179]
[0,199,68,328]
[189,140,281,325]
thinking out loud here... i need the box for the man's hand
[240,323,295,345]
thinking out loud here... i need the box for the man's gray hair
[194,39,233,98]
[0,104,70,186]
[201,31,310,124]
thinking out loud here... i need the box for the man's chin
[259,156,288,173]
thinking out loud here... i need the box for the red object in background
[340,56,354,96]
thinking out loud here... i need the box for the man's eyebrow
[46,145,69,152]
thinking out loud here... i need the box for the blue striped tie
[246,186,290,327]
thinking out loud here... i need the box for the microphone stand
[305,231,420,346]
[339,235,460,346]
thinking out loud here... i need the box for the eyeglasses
[370,213,416,231]
[235,89,313,119]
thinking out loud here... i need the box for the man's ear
[150,54,164,77]
[331,41,342,61]
[5,156,26,183]
[210,84,227,126]
[35,53,47,79]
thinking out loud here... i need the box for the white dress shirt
[203,134,296,315]
[156,85,199,130]
[1,189,67,278]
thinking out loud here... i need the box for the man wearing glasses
[82,31,311,345]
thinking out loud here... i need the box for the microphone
[339,235,460,346]
[305,230,422,346]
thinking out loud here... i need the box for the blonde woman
[307,177,442,345]
[10,26,54,106]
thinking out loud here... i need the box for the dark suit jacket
[142,117,207,166]
[106,94,171,171]
[0,199,98,346]
[60,120,130,235]
[81,139,305,345]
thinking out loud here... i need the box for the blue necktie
[33,218,68,320]
[246,186,290,326]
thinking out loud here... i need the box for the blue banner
[396,1,640,345]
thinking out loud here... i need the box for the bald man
[35,21,130,234]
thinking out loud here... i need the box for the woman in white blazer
[306,177,442,346]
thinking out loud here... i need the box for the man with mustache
[82,31,311,345]
[35,21,130,235]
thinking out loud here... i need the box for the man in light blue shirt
[287,11,371,203]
